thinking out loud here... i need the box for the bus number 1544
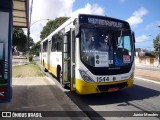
[97,77,109,82]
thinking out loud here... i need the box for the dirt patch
[135,69,160,82]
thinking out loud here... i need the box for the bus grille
[97,82,128,92]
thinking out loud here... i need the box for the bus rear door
[47,40,51,71]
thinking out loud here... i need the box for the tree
[13,28,34,53]
[30,41,41,56]
[153,33,160,58]
[153,33,160,52]
[13,28,27,52]
[28,37,34,49]
[40,17,69,40]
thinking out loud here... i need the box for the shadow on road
[37,61,160,119]
[66,85,160,106]
[65,84,160,118]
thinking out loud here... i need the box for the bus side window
[44,40,48,52]
[51,36,57,52]
[57,41,62,52]
[57,32,63,52]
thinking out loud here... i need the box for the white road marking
[135,76,160,84]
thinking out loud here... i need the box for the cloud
[145,21,160,30]
[29,0,75,42]
[135,35,149,42]
[72,3,105,17]
[127,7,148,26]
[29,1,105,42]
[31,0,75,22]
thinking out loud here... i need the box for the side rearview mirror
[132,31,135,43]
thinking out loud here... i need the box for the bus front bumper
[76,78,134,94]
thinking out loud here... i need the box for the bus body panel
[40,14,135,94]
[76,78,134,94]
[50,52,62,76]
[75,57,135,94]
[42,52,47,68]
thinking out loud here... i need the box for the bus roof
[41,14,131,43]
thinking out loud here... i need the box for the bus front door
[47,40,51,71]
[62,29,76,91]
[70,28,76,91]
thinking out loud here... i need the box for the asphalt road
[41,67,160,119]
[65,79,160,120]
[36,59,160,120]
[11,57,160,119]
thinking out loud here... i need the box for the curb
[135,76,160,84]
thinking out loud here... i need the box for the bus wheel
[57,66,61,82]
[43,61,47,72]
[44,68,48,72]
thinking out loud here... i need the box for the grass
[12,55,27,59]
[12,62,45,78]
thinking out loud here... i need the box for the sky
[27,0,160,50]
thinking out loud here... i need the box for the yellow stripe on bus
[75,78,134,94]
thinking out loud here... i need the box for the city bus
[40,14,135,94]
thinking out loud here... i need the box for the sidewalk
[0,77,89,119]
[136,64,160,71]
[135,67,160,83]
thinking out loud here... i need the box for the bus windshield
[80,28,134,67]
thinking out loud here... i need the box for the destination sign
[88,17,123,28]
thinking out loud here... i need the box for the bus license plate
[108,87,119,92]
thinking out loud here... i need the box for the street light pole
[27,19,49,61]
[157,26,160,66]
[27,27,30,60]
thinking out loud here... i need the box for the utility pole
[158,26,160,66]
[27,26,30,60]
[27,19,49,61]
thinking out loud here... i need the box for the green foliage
[135,48,140,52]
[153,33,160,52]
[13,28,34,53]
[13,28,27,52]
[152,33,160,58]
[30,41,41,56]
[40,17,69,40]
[29,54,33,62]
[29,37,34,48]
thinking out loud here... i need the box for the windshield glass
[80,28,133,67]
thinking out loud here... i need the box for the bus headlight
[79,70,95,83]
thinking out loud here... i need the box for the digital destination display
[78,14,130,29]
[88,17,123,28]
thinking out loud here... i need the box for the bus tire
[43,61,48,72]
[44,68,48,72]
[57,65,61,82]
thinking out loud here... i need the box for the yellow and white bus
[40,14,135,94]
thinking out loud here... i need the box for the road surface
[37,59,160,120]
